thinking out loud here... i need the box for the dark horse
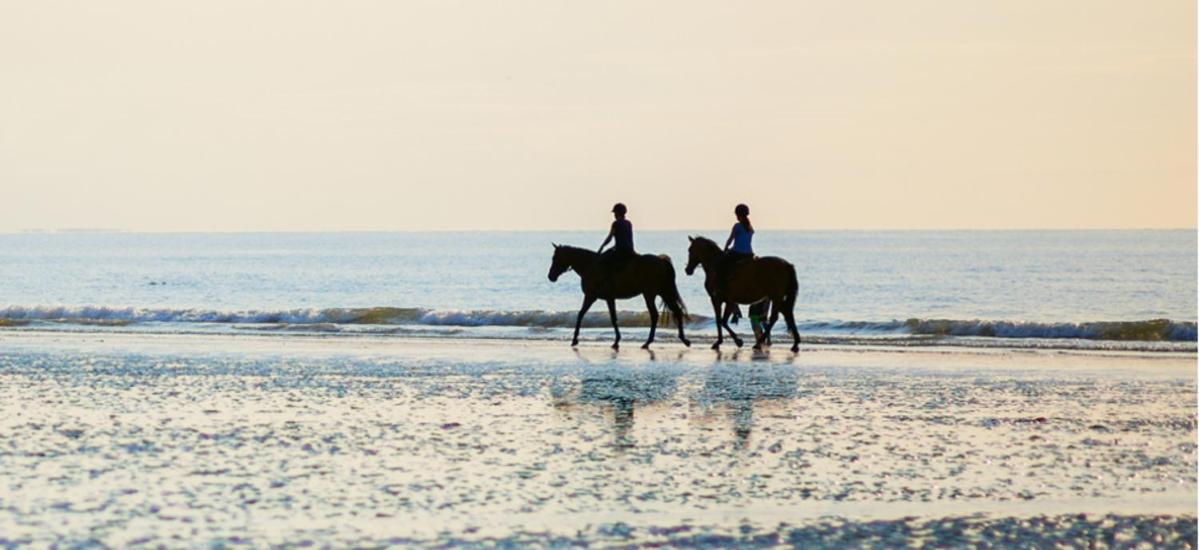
[684,236,800,352]
[548,245,691,349]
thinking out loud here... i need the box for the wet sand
[0,331,1194,546]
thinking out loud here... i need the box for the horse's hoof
[733,339,743,348]
[641,343,651,350]
[682,338,691,347]
[571,340,579,347]
[612,343,620,350]
[752,344,763,351]
[710,342,720,351]
[791,344,799,353]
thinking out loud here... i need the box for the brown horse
[548,245,691,349]
[684,236,800,352]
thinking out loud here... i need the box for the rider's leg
[749,301,765,347]
[716,252,750,300]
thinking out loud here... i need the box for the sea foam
[0,305,1194,342]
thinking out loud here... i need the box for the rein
[689,238,725,273]
[558,246,599,274]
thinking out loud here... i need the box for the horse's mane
[555,244,597,256]
[690,235,721,252]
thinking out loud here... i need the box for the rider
[717,203,754,298]
[596,203,636,291]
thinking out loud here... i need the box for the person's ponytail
[734,203,753,233]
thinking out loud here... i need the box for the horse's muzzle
[684,266,695,276]
[548,272,559,282]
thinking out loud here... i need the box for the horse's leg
[721,302,743,348]
[664,296,690,347]
[782,299,801,353]
[572,294,598,347]
[764,300,779,347]
[641,294,658,350]
[606,298,621,350]
[755,299,779,349]
[710,297,724,350]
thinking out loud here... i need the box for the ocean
[0,230,1193,347]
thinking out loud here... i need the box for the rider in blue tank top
[729,221,753,254]
[717,203,755,296]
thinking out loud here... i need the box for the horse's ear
[688,235,694,242]
[552,242,559,249]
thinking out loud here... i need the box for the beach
[1,330,1193,546]
[5,0,1195,543]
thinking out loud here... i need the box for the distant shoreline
[4,228,1197,235]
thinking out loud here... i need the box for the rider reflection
[697,363,799,449]
[576,367,678,450]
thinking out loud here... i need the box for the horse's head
[548,244,571,282]
[684,235,718,276]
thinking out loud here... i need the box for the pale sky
[1,1,1194,231]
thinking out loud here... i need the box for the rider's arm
[724,225,737,251]
[598,226,614,252]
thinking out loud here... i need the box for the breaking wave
[0,305,1194,342]
[810,318,1197,342]
[0,305,698,330]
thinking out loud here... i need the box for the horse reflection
[715,348,773,363]
[696,363,799,449]
[571,368,679,449]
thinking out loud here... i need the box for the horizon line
[3,227,1196,235]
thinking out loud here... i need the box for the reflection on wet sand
[559,347,794,449]
[644,348,690,363]
[556,363,680,449]
[0,332,1193,547]
[697,363,800,448]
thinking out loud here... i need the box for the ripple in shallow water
[0,335,1193,546]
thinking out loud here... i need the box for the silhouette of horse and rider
[547,203,801,352]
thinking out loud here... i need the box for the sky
[1,1,1194,232]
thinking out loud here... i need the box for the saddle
[726,254,756,276]
[719,254,757,313]
[592,252,638,293]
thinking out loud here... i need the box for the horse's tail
[657,255,689,326]
[783,261,799,311]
